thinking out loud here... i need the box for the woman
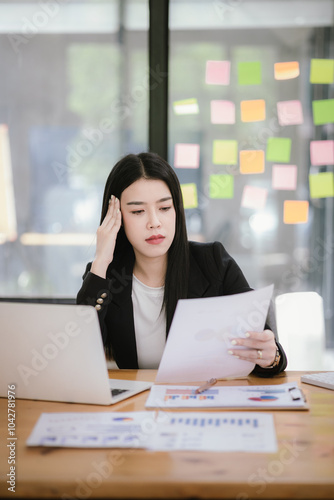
[77,152,287,376]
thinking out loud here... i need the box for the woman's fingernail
[245,332,250,338]
[231,340,238,345]
[228,350,234,355]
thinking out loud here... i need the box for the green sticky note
[310,59,334,84]
[213,140,238,165]
[266,137,291,163]
[312,99,334,125]
[309,172,334,198]
[209,175,234,199]
[238,61,262,85]
[181,183,198,209]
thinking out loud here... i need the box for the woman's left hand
[228,330,277,368]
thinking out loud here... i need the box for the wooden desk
[0,370,333,499]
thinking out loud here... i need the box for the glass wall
[0,0,149,297]
[1,0,333,367]
[169,0,334,361]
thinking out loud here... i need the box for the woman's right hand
[91,196,122,278]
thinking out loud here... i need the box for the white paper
[145,382,308,409]
[26,411,277,453]
[156,285,274,383]
[148,412,277,453]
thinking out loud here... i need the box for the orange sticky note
[283,200,309,224]
[274,61,300,80]
[240,100,266,122]
[240,150,265,174]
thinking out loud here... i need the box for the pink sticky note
[310,140,334,166]
[210,100,235,124]
[272,164,297,190]
[205,60,230,85]
[241,185,268,210]
[277,100,304,126]
[174,143,200,169]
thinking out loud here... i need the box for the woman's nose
[147,211,161,229]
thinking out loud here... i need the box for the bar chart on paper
[164,388,218,402]
[168,415,260,428]
[148,412,277,452]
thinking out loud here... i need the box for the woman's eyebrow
[126,196,172,206]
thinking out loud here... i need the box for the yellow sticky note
[310,59,334,84]
[240,150,265,174]
[181,183,198,209]
[240,100,266,122]
[213,140,238,165]
[283,200,309,224]
[274,61,300,80]
[173,98,199,115]
[309,172,334,198]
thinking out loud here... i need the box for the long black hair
[100,152,189,338]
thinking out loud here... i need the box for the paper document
[145,382,308,410]
[26,411,277,453]
[156,285,274,383]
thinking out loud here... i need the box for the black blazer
[77,241,287,376]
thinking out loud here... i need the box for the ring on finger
[257,349,263,360]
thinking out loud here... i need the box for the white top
[132,274,166,369]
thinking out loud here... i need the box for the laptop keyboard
[301,372,334,391]
[110,388,129,397]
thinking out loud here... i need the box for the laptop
[0,302,152,405]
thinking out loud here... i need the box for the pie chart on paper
[248,395,278,402]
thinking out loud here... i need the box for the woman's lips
[145,235,165,245]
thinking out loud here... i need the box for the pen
[288,386,301,401]
[195,378,217,394]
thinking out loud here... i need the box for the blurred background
[0,0,333,369]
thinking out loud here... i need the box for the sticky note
[309,172,334,198]
[310,140,334,166]
[240,100,266,122]
[181,183,198,209]
[173,98,199,115]
[310,59,334,84]
[241,185,268,210]
[272,164,297,190]
[238,61,262,85]
[211,100,235,124]
[205,60,230,85]
[174,143,200,169]
[312,99,334,125]
[266,137,291,163]
[277,100,303,126]
[213,140,238,165]
[274,61,300,80]
[283,200,309,224]
[240,150,265,174]
[209,175,234,199]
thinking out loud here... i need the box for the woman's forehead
[121,178,172,202]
